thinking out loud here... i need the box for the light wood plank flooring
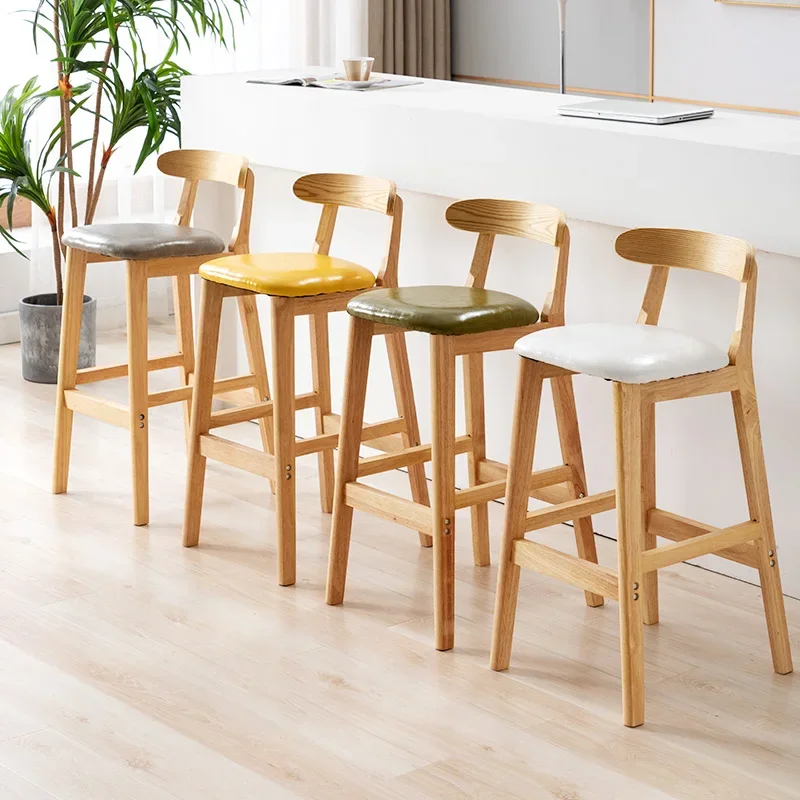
[0,322,798,799]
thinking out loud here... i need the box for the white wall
[454,0,800,113]
[453,0,650,95]
[655,0,800,112]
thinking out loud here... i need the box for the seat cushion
[199,253,376,297]
[62,223,225,260]
[514,322,729,384]
[347,286,540,335]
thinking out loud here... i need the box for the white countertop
[183,70,800,256]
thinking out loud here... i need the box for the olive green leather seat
[347,286,540,336]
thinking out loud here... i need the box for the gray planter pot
[19,293,96,384]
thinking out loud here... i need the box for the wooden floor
[0,322,799,800]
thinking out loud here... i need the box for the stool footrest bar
[198,434,275,479]
[357,435,472,478]
[513,539,619,600]
[63,389,129,428]
[646,508,760,568]
[345,481,432,534]
[309,415,408,457]
[641,518,761,573]
[149,386,193,408]
[210,401,273,428]
[208,390,320,429]
[523,489,616,533]
[454,479,507,509]
[76,353,184,384]
[477,460,575,505]
[212,374,262,395]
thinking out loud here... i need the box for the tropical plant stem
[46,208,64,305]
[53,0,66,265]
[86,150,112,224]
[62,79,79,229]
[85,41,114,224]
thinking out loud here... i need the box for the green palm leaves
[0,0,248,302]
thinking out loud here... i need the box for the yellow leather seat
[199,253,376,298]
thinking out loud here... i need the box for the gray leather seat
[62,223,226,261]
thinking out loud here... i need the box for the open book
[251,75,334,87]
[247,75,423,92]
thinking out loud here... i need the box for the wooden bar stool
[327,200,604,651]
[183,173,430,586]
[54,149,273,526]
[491,227,793,727]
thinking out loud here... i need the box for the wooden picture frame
[715,0,800,8]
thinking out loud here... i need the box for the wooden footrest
[75,353,184,384]
[513,539,619,600]
[357,435,473,478]
[63,390,129,428]
[209,391,319,429]
[199,434,275,479]
[646,508,760,568]
[523,490,616,533]
[478,459,574,505]
[303,416,408,457]
[345,481,432,534]
[642,516,761,573]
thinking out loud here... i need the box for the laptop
[558,99,714,125]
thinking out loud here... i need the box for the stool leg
[464,352,490,566]
[327,317,375,605]
[172,274,195,444]
[732,375,793,675]
[237,294,275,495]
[613,382,646,728]
[641,402,659,625]
[272,296,296,586]
[310,312,335,514]
[490,357,544,671]
[183,280,224,547]
[431,335,456,651]
[126,262,149,526]
[385,331,433,549]
[52,247,88,494]
[551,374,604,608]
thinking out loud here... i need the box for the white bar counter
[182,71,800,596]
[184,70,800,257]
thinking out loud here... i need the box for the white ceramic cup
[343,57,375,82]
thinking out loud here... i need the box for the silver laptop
[558,99,714,125]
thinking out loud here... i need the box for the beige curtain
[368,0,451,80]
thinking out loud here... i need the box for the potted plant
[0,0,247,383]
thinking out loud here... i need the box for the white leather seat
[514,322,730,384]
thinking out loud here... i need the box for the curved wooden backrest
[445,199,566,246]
[615,228,755,283]
[293,174,397,215]
[157,149,249,189]
[616,228,758,366]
